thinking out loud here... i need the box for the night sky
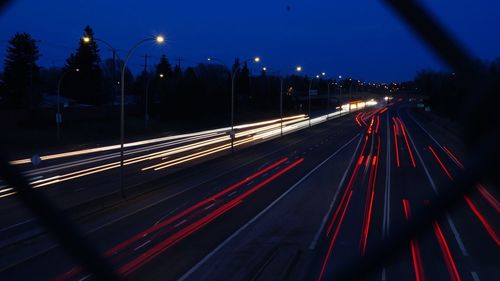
[1,0,499,82]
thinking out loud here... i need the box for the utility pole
[143,55,150,129]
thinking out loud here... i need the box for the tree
[64,25,103,105]
[155,55,177,117]
[2,32,40,108]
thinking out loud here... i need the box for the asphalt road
[0,100,498,281]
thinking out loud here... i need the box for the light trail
[396,117,416,168]
[1,100,376,199]
[428,145,454,181]
[434,222,462,281]
[402,199,426,281]
[464,196,500,246]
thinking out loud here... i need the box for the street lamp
[116,35,165,198]
[307,72,325,127]
[207,56,260,151]
[56,68,79,140]
[262,66,302,136]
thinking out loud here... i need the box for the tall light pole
[308,72,325,127]
[56,68,79,140]
[262,66,302,136]
[114,35,165,198]
[207,56,260,151]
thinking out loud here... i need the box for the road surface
[0,100,498,281]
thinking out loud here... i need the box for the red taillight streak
[118,199,242,276]
[393,123,400,167]
[326,155,364,236]
[379,107,388,114]
[410,240,426,281]
[55,157,292,280]
[361,154,378,255]
[464,196,500,246]
[476,184,500,213]
[428,145,453,180]
[119,158,304,276]
[355,113,363,127]
[104,157,288,256]
[442,146,465,170]
[397,117,416,168]
[439,144,499,214]
[402,199,410,219]
[361,137,380,255]
[317,191,354,281]
[402,200,426,281]
[433,222,461,281]
[375,115,381,134]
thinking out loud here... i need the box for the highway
[0,100,498,281]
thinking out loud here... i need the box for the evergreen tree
[2,32,40,108]
[156,55,174,118]
[64,25,103,105]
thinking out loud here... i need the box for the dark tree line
[413,59,500,119]
[2,26,386,129]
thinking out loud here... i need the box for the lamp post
[56,68,79,140]
[207,56,260,151]
[308,72,325,127]
[114,35,165,198]
[261,66,302,136]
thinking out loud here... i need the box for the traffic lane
[315,110,385,280]
[401,107,499,280]
[0,115,357,231]
[0,115,358,269]
[0,116,359,268]
[0,115,360,278]
[129,135,362,281]
[179,135,363,281]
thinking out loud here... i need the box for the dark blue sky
[1,0,499,82]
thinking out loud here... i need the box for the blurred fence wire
[0,0,498,280]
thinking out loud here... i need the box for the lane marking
[204,203,215,210]
[133,240,151,251]
[174,219,187,228]
[179,133,361,281]
[383,113,391,237]
[470,271,480,281]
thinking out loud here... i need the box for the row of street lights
[82,34,165,198]
[61,33,344,198]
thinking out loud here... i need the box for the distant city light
[296,66,302,72]
[254,57,260,62]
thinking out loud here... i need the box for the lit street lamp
[83,36,121,103]
[308,72,325,127]
[207,56,260,151]
[114,35,165,198]
[262,66,302,136]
